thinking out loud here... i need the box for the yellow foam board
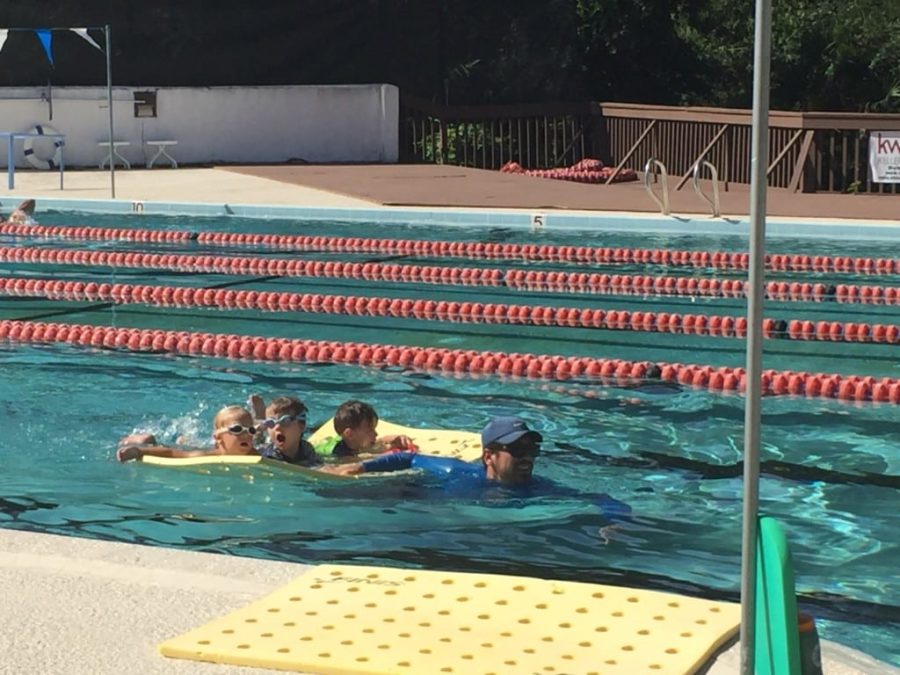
[140,455,344,481]
[160,564,740,675]
[308,419,483,463]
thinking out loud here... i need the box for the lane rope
[1,276,897,345]
[1,319,896,403]
[0,245,897,304]
[1,221,897,276]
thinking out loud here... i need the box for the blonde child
[116,405,257,462]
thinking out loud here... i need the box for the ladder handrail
[643,158,670,216]
[692,160,721,218]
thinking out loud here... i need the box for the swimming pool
[0,209,897,666]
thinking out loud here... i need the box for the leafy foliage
[0,0,897,111]
[671,0,900,110]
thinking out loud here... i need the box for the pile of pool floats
[500,158,638,184]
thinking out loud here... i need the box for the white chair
[145,140,179,168]
[98,141,131,169]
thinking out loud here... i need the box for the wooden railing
[400,95,900,194]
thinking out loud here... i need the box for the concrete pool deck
[3,163,900,223]
[2,529,897,675]
[1,165,898,674]
[0,167,376,210]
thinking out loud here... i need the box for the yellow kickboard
[160,564,740,675]
[307,419,483,463]
[140,455,345,481]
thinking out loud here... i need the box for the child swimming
[253,395,320,466]
[314,399,417,458]
[116,405,257,461]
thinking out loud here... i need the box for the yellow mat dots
[307,420,484,462]
[160,564,740,675]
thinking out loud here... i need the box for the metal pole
[104,24,115,199]
[740,1,772,673]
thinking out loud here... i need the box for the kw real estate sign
[869,131,900,183]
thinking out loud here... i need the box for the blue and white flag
[35,29,54,65]
[71,28,102,51]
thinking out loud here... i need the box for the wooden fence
[400,95,900,194]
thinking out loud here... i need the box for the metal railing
[400,95,600,170]
[692,160,721,218]
[643,158,671,215]
[400,96,900,195]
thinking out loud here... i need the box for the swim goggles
[498,438,541,459]
[262,414,306,429]
[221,424,257,435]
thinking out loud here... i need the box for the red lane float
[2,221,897,277]
[500,158,639,184]
[1,318,897,404]
[2,276,897,345]
[1,223,192,243]
[1,245,897,304]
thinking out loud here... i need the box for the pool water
[0,210,898,665]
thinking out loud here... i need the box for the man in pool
[333,415,542,486]
[331,414,632,540]
[116,405,258,461]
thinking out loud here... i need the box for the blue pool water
[0,210,898,665]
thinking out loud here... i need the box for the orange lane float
[2,276,898,345]
[1,246,896,305]
[0,319,897,404]
[2,221,897,276]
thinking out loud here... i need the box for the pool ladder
[692,160,721,218]
[643,158,670,216]
[643,158,723,218]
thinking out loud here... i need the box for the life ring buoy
[23,124,64,170]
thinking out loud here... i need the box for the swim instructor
[334,415,543,486]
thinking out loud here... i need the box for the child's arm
[120,433,158,446]
[376,435,419,451]
[116,444,216,462]
[319,462,365,476]
[247,394,267,422]
[247,394,269,445]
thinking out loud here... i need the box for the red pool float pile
[501,158,638,184]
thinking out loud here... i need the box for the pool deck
[2,164,899,674]
[2,163,899,222]
[3,529,896,675]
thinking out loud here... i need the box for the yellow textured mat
[140,455,343,481]
[160,564,740,675]
[308,419,483,462]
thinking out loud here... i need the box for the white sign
[869,131,900,183]
[531,213,546,229]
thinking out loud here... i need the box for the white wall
[0,84,398,168]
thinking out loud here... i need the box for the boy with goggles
[249,395,319,467]
[117,405,258,461]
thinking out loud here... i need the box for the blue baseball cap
[481,416,543,447]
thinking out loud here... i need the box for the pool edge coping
[4,193,900,240]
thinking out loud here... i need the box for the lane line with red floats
[1,221,897,276]
[0,245,897,304]
[1,319,897,403]
[1,276,897,345]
